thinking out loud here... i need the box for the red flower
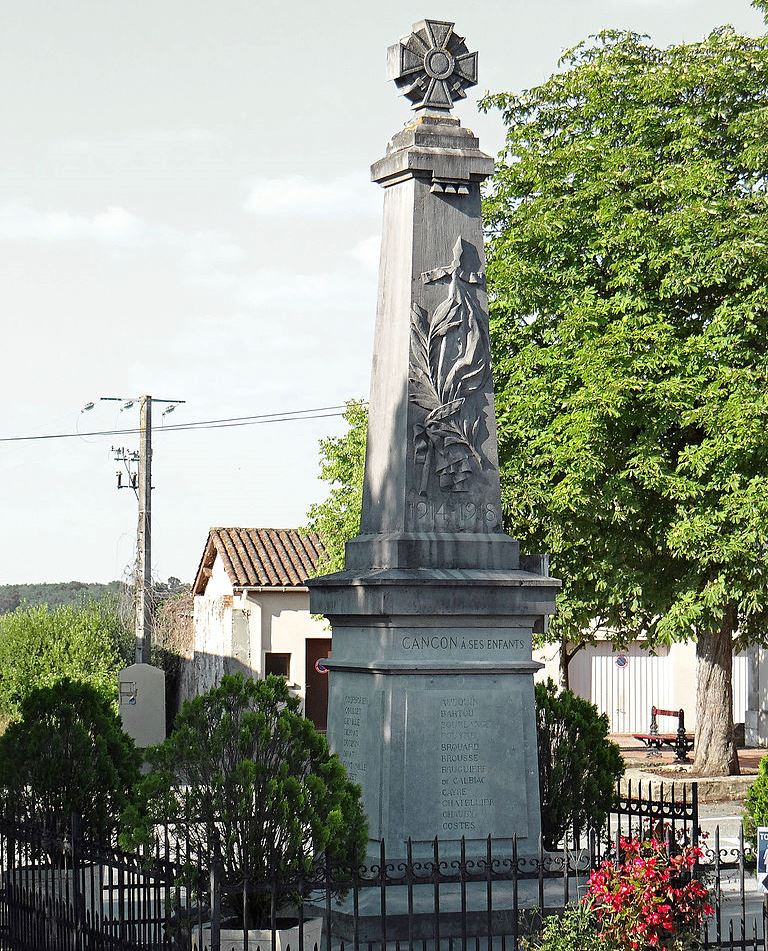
[582,836,712,951]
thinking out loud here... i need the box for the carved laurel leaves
[408,238,491,492]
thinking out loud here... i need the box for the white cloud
[54,128,226,157]
[0,202,246,290]
[244,173,379,220]
[0,204,149,244]
[0,201,376,324]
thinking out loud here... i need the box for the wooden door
[304,638,332,731]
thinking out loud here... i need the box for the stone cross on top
[387,19,478,112]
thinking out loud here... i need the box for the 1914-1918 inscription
[407,498,501,530]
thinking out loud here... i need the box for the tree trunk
[693,608,739,776]
[558,638,570,690]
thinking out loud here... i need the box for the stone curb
[621,768,756,803]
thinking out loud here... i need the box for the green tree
[0,600,130,717]
[0,581,124,613]
[0,586,20,614]
[481,19,768,775]
[0,678,141,839]
[744,753,768,843]
[124,674,367,928]
[306,400,368,574]
[536,681,623,848]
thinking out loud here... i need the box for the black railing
[0,782,756,951]
[612,778,699,846]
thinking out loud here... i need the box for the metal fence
[0,782,759,951]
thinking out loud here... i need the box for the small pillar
[118,663,166,748]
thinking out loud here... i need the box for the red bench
[632,706,694,763]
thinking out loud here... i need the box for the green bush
[536,680,624,849]
[528,903,606,951]
[0,600,130,718]
[0,678,141,838]
[744,754,768,844]
[123,674,367,928]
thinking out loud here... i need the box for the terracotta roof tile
[192,528,325,595]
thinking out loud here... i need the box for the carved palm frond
[409,239,490,490]
[409,304,441,411]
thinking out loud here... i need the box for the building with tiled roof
[186,527,331,729]
[192,528,324,594]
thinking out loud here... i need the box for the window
[264,652,291,678]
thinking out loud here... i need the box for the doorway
[304,638,332,731]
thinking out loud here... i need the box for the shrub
[531,901,607,951]
[0,678,141,838]
[587,837,712,950]
[531,837,712,951]
[0,600,130,717]
[744,754,768,844]
[124,673,367,928]
[536,680,624,848]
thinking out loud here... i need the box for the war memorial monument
[308,18,559,857]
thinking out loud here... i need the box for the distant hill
[0,581,125,614]
[0,578,189,615]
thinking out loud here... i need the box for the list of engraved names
[341,694,368,785]
[439,694,494,834]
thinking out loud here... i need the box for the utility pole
[97,394,185,665]
[135,395,152,665]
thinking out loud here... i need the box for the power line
[0,404,352,444]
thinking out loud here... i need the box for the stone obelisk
[308,19,559,856]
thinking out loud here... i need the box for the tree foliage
[305,400,368,574]
[0,679,141,838]
[482,21,768,774]
[0,600,130,717]
[153,590,194,725]
[124,674,367,927]
[743,754,768,843]
[536,681,623,849]
[0,581,124,614]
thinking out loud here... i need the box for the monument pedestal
[310,550,557,858]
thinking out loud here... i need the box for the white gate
[567,642,751,733]
[733,650,749,724]
[569,644,671,734]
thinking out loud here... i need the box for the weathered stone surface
[308,18,559,857]
[360,116,500,544]
[387,20,478,113]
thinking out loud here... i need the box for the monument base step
[309,877,587,941]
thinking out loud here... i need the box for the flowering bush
[586,837,713,951]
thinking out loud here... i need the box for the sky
[0,0,764,585]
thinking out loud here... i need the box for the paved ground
[612,734,764,774]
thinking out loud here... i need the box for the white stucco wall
[243,588,330,705]
[534,637,749,734]
[186,553,331,708]
[188,556,234,696]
